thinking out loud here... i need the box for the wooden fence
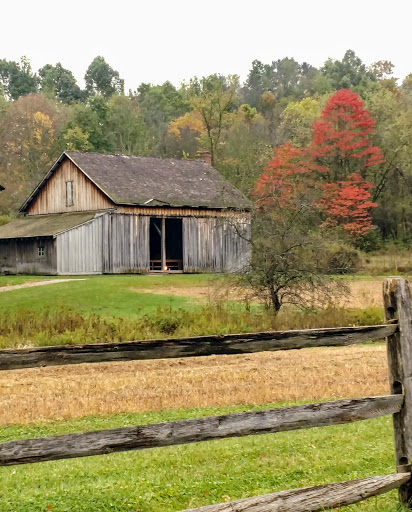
[1,276,412,511]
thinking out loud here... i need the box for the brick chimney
[197,151,212,166]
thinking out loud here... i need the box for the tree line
[1,51,412,248]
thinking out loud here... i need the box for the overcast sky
[2,0,411,91]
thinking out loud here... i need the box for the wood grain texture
[0,324,397,371]
[179,473,410,512]
[0,395,402,466]
[27,159,114,215]
[183,217,251,272]
[383,277,412,505]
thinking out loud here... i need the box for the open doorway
[149,217,183,271]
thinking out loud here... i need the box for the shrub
[326,244,361,274]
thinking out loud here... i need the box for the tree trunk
[270,287,282,314]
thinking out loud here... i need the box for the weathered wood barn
[0,152,251,275]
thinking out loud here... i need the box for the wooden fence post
[384,277,412,506]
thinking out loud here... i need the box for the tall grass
[0,303,383,349]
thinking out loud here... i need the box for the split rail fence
[1,276,412,511]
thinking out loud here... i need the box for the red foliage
[311,89,384,173]
[317,173,378,236]
[254,90,383,237]
[254,143,317,210]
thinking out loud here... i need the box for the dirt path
[0,278,86,293]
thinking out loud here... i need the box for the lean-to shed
[0,152,251,275]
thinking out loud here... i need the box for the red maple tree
[311,89,384,179]
[255,90,382,237]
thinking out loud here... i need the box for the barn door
[149,217,183,271]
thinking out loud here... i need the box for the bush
[326,244,361,274]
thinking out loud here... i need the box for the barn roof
[20,152,251,212]
[0,212,97,239]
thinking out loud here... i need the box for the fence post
[384,277,412,506]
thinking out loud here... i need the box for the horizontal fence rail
[0,395,403,466]
[179,473,411,512]
[0,323,397,371]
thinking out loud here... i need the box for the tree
[108,95,149,155]
[136,81,189,156]
[321,50,376,96]
[0,57,38,100]
[85,56,124,98]
[278,97,321,147]
[38,63,83,104]
[185,74,240,166]
[242,60,273,110]
[311,89,385,181]
[217,104,272,193]
[0,94,65,213]
[166,111,205,158]
[240,189,343,314]
[255,90,383,238]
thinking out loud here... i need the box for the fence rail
[0,394,403,466]
[0,323,397,371]
[1,276,412,511]
[179,473,411,512]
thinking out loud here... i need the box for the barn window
[38,246,45,258]
[66,181,73,206]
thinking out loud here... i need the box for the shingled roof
[21,152,251,212]
[0,212,98,239]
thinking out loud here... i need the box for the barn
[0,152,251,275]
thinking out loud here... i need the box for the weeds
[0,303,383,349]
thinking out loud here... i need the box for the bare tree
[238,201,345,314]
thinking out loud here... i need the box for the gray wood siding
[3,213,250,275]
[0,238,56,274]
[103,214,149,273]
[183,217,250,273]
[56,217,104,275]
[56,213,149,275]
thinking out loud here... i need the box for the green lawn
[0,404,405,512]
[0,274,215,317]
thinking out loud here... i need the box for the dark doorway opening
[149,217,183,271]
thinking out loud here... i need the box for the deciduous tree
[185,74,240,166]
[85,56,124,98]
[255,90,382,237]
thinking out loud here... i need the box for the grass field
[0,273,409,511]
[0,274,387,348]
[0,409,405,512]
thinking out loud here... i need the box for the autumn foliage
[255,89,383,237]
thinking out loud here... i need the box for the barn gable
[22,157,115,215]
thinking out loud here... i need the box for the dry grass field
[0,344,389,425]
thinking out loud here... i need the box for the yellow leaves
[32,111,54,143]
[168,112,205,140]
[63,126,91,152]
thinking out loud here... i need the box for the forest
[0,50,411,250]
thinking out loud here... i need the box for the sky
[1,0,411,91]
